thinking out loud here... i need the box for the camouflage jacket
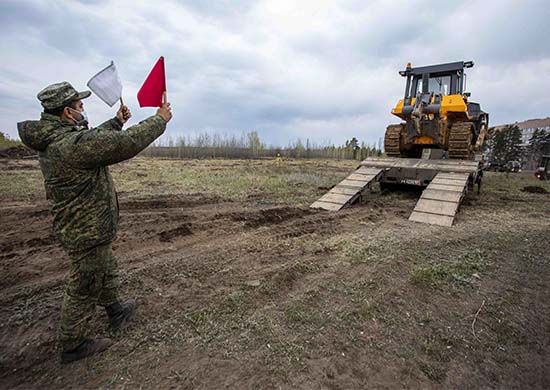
[18,113,166,250]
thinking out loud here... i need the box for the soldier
[17,82,172,363]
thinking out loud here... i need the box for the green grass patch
[284,301,324,328]
[410,248,489,289]
[111,158,352,203]
[482,171,550,198]
[0,132,21,150]
[0,157,356,203]
[0,170,45,198]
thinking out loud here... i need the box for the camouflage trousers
[58,242,120,351]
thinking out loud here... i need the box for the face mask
[69,107,88,126]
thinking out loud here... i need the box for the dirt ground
[1,157,549,389]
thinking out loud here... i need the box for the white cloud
[1,0,549,146]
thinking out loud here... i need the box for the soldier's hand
[117,104,131,124]
[157,102,172,123]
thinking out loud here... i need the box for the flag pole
[120,97,124,106]
[162,91,167,105]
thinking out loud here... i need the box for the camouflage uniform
[18,82,166,350]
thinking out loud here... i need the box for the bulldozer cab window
[415,75,451,96]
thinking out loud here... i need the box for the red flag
[137,56,166,107]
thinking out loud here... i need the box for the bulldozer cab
[401,61,473,102]
[416,76,451,96]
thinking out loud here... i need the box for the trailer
[311,156,482,227]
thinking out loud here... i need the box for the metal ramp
[310,167,383,211]
[409,172,471,227]
[311,156,481,226]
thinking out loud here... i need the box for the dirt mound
[0,145,35,159]
[122,194,225,210]
[158,223,193,242]
[225,206,311,227]
[521,186,548,194]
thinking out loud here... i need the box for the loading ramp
[311,157,481,226]
[310,167,383,211]
[408,172,471,227]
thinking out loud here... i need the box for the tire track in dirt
[0,196,333,303]
[115,201,392,326]
[0,200,60,294]
[0,198,348,379]
[0,195,233,299]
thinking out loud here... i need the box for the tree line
[484,125,550,168]
[0,131,21,150]
[142,131,383,161]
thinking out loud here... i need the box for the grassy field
[0,157,356,202]
[0,132,21,150]
[1,157,549,389]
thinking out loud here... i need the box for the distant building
[491,117,550,169]
[493,117,550,146]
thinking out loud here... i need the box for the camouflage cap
[37,82,91,110]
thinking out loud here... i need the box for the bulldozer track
[384,125,403,157]
[448,122,474,160]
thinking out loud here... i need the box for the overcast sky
[1,0,549,147]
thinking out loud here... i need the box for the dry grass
[1,157,549,389]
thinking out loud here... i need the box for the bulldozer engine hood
[17,113,77,152]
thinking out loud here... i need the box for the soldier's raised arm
[57,103,172,168]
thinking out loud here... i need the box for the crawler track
[448,121,474,160]
[384,124,403,157]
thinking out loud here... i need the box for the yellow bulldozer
[311,61,489,226]
[384,61,488,160]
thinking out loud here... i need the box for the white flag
[87,61,123,107]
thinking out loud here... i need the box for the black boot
[105,299,137,331]
[61,338,113,364]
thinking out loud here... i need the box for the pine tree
[486,125,523,164]
[528,128,550,162]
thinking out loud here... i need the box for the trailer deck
[311,157,481,226]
